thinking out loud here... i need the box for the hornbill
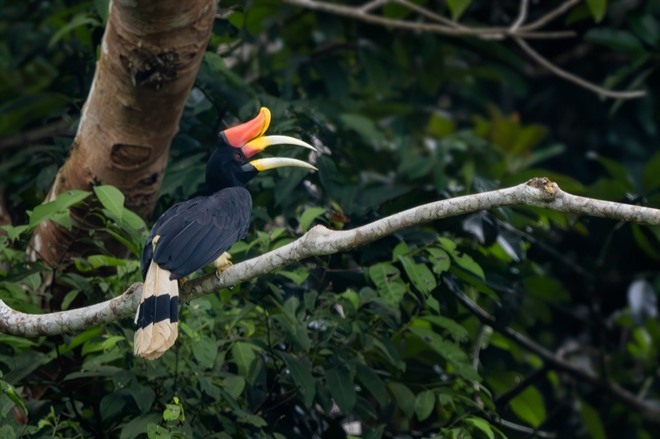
[134,107,316,360]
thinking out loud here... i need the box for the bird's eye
[234,153,241,161]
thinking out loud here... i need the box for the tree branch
[452,289,660,423]
[514,38,646,100]
[283,0,646,99]
[1,178,659,338]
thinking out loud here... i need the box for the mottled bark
[30,0,216,306]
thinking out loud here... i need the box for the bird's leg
[213,252,233,277]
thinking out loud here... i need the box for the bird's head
[207,107,317,191]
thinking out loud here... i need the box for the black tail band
[135,295,179,329]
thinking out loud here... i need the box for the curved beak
[247,157,318,172]
[243,135,316,158]
[221,107,317,158]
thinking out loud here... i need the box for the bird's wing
[143,187,252,279]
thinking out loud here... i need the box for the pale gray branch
[1,178,659,338]
[283,0,646,99]
[514,38,646,99]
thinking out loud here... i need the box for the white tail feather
[134,260,179,360]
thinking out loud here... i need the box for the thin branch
[284,0,646,99]
[497,418,557,439]
[452,289,660,423]
[359,0,389,13]
[519,0,582,32]
[514,38,646,99]
[510,0,529,33]
[2,177,660,339]
[393,0,464,29]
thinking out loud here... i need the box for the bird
[134,107,316,360]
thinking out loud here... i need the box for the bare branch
[283,0,646,99]
[452,289,660,423]
[359,0,389,14]
[514,38,646,99]
[510,0,529,32]
[393,0,464,28]
[519,0,582,32]
[2,178,659,339]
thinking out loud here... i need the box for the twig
[394,0,464,28]
[452,289,660,423]
[519,0,582,32]
[497,418,557,438]
[359,0,389,13]
[510,0,529,33]
[514,38,646,99]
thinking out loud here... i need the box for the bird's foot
[214,252,233,278]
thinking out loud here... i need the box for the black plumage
[140,187,252,280]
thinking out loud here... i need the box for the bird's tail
[134,260,179,360]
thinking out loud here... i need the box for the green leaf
[222,374,246,399]
[399,255,437,295]
[585,0,607,23]
[277,268,309,286]
[415,390,435,421]
[339,113,385,146]
[280,352,316,408]
[127,385,156,414]
[387,381,416,418]
[0,378,27,416]
[447,0,471,21]
[238,413,267,427]
[642,151,660,193]
[163,396,185,422]
[408,325,479,381]
[522,276,570,303]
[299,207,326,232]
[452,252,485,280]
[579,400,606,439]
[193,335,218,369]
[94,185,125,223]
[147,423,171,439]
[464,416,495,439]
[632,224,660,261]
[368,262,407,307]
[100,392,128,422]
[426,247,451,274]
[0,224,29,241]
[60,289,81,310]
[585,28,645,54]
[326,368,357,413]
[28,190,91,228]
[48,13,100,47]
[422,316,470,342]
[231,342,260,379]
[356,364,389,406]
[120,414,162,439]
[510,386,546,428]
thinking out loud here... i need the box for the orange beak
[221,107,316,158]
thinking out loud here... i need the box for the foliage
[1,0,660,438]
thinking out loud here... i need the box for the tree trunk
[30,0,216,308]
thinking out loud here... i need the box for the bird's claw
[213,252,233,278]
